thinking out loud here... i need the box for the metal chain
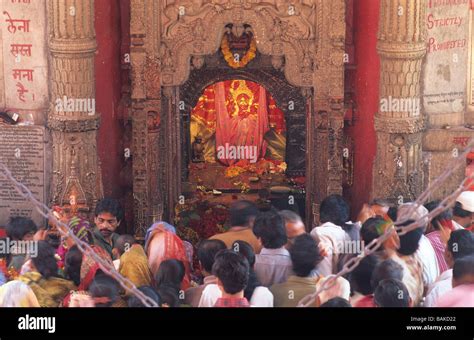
[0,163,159,307]
[298,139,474,307]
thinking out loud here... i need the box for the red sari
[145,222,191,291]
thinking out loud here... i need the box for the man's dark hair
[453,201,472,218]
[319,195,349,227]
[320,297,352,308]
[447,229,474,260]
[128,286,161,307]
[212,250,249,295]
[95,198,124,222]
[374,279,410,307]
[232,240,260,300]
[197,239,227,273]
[89,272,120,307]
[154,259,185,290]
[115,234,137,255]
[397,222,423,256]
[349,254,380,295]
[6,217,37,240]
[32,241,58,279]
[290,234,323,277]
[278,210,303,224]
[232,240,256,267]
[387,206,398,222]
[229,200,259,227]
[370,259,404,290]
[253,210,287,249]
[360,217,386,252]
[157,285,180,307]
[453,255,474,280]
[64,245,83,286]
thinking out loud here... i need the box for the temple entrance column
[372,0,427,202]
[47,0,103,214]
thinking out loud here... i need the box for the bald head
[279,210,305,242]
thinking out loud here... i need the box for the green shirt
[92,228,120,259]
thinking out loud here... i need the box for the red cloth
[354,294,375,308]
[0,228,6,238]
[214,297,250,308]
[215,80,269,165]
[145,223,191,291]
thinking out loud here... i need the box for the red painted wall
[346,0,380,219]
[94,1,123,198]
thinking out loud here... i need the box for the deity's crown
[230,80,254,106]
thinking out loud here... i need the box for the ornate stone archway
[130,0,346,237]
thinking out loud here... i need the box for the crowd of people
[0,192,473,308]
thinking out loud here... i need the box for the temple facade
[0,0,473,236]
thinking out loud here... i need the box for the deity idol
[215,80,269,165]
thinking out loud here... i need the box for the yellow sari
[18,271,76,307]
[118,244,152,291]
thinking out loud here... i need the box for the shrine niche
[130,0,346,237]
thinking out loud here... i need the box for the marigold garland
[221,34,257,69]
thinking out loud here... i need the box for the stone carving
[47,0,103,215]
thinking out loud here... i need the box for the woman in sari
[63,245,127,307]
[145,222,191,290]
[0,280,40,307]
[56,216,94,273]
[18,241,76,307]
[115,235,152,291]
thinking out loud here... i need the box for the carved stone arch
[130,0,347,236]
[160,1,320,88]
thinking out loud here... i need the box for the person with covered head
[114,234,152,290]
[144,221,191,291]
[310,195,361,276]
[56,216,93,273]
[452,191,474,230]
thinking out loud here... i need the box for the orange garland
[221,34,257,69]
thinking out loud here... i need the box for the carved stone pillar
[47,0,103,213]
[372,0,426,202]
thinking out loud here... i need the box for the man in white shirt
[310,195,359,276]
[424,229,474,307]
